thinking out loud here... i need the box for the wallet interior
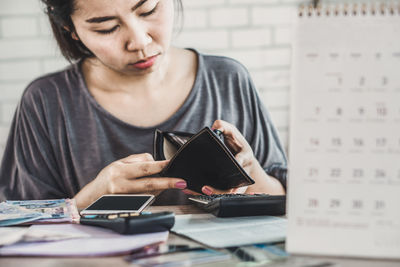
[162,134,190,160]
[155,131,193,161]
[163,139,178,160]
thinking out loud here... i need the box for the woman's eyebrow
[85,0,148,24]
[86,16,117,23]
[132,0,148,11]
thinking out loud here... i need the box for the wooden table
[0,205,399,267]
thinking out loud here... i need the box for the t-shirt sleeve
[0,85,66,201]
[241,71,288,189]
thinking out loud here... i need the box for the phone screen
[82,195,154,214]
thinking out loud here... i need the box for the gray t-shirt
[0,50,287,204]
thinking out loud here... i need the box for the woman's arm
[245,158,285,194]
[0,95,66,201]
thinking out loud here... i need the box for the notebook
[287,1,400,259]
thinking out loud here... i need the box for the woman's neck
[82,48,175,97]
[78,47,197,128]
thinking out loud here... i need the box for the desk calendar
[287,2,400,259]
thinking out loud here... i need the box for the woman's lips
[130,55,158,69]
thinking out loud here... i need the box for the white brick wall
[0,17,39,38]
[210,7,249,27]
[0,0,302,161]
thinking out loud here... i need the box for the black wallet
[153,127,255,193]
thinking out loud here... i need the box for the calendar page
[287,3,400,259]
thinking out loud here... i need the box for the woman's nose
[125,23,152,52]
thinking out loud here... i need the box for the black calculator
[80,211,175,235]
[188,194,286,217]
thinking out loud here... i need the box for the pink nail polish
[202,187,213,195]
[175,181,187,189]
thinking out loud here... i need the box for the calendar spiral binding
[298,1,400,17]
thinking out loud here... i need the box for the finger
[212,120,246,153]
[181,189,201,195]
[212,120,243,142]
[211,119,225,132]
[117,160,170,178]
[120,153,155,163]
[235,151,254,168]
[231,186,248,194]
[117,177,187,194]
[224,137,243,154]
[215,121,255,160]
[202,186,247,195]
[202,186,234,195]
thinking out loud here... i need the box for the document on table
[0,226,90,246]
[172,214,287,248]
[0,224,168,256]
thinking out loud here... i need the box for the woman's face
[71,0,175,75]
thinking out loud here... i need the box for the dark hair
[41,0,184,62]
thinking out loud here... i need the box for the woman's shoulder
[22,63,81,100]
[196,50,250,77]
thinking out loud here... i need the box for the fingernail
[202,187,213,195]
[175,181,187,189]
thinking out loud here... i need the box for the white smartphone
[80,194,155,215]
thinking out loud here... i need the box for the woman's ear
[71,32,79,41]
[63,26,79,40]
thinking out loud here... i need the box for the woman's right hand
[74,153,187,209]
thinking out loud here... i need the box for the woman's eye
[140,4,158,17]
[95,25,119,35]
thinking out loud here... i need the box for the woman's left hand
[183,119,256,196]
[212,119,257,175]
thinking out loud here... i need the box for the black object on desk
[80,211,175,235]
[188,194,286,217]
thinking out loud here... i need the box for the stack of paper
[0,226,90,247]
[0,199,168,256]
[0,199,79,226]
[172,214,287,248]
[0,224,169,256]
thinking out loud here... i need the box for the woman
[0,0,287,209]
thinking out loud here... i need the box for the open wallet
[153,127,255,193]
